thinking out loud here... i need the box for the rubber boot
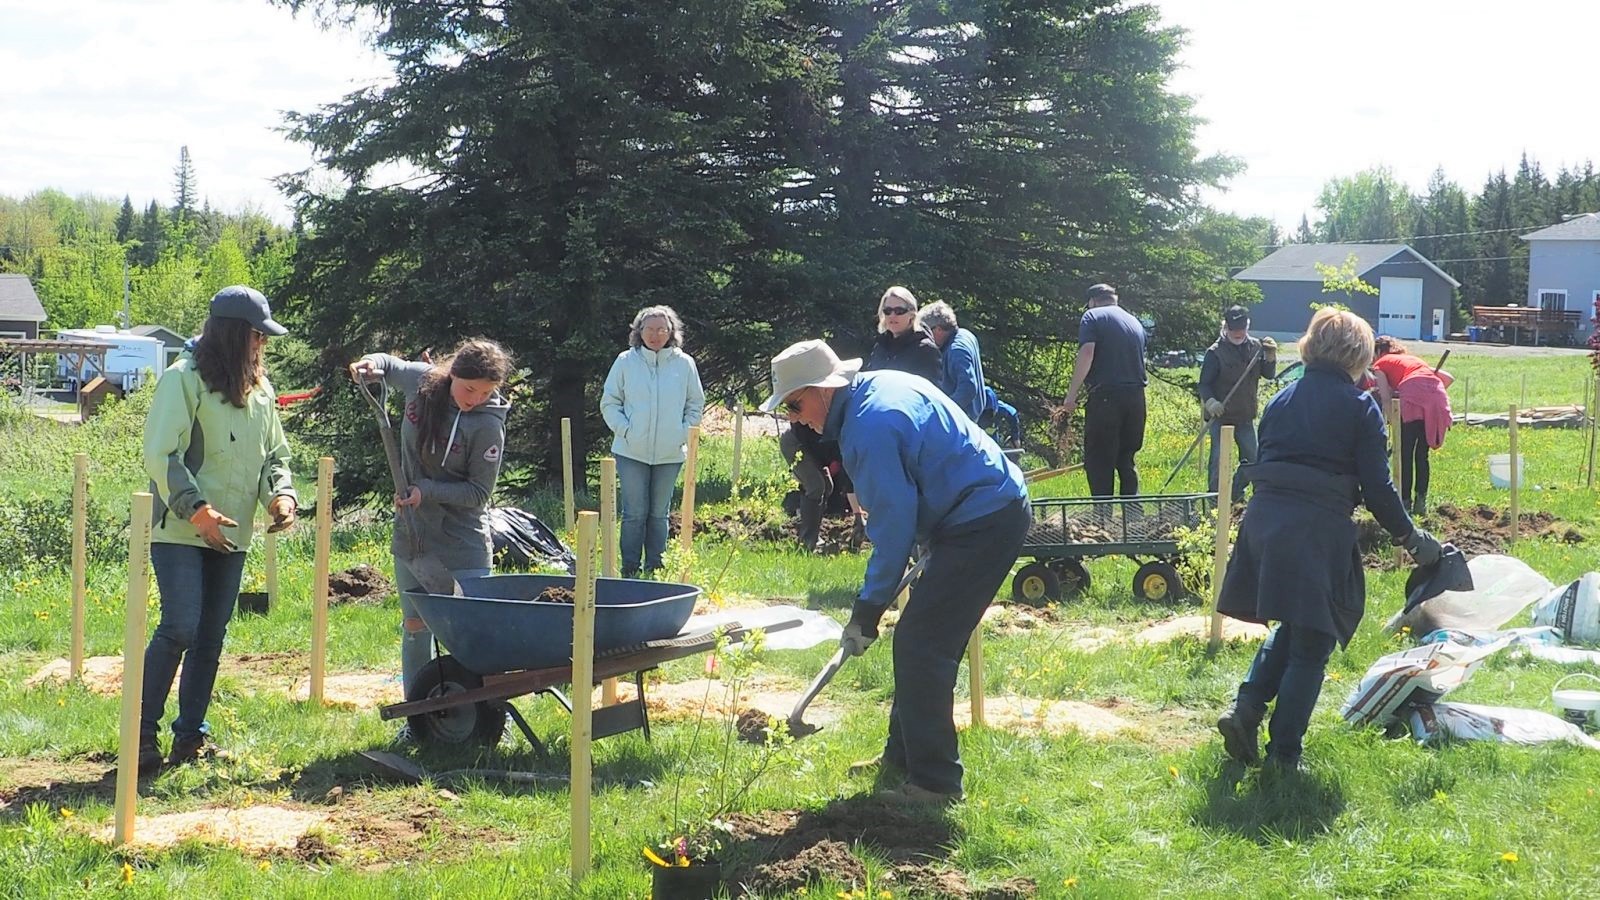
[137,734,163,776]
[1216,701,1263,765]
[797,496,824,552]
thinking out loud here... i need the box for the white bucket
[1488,453,1527,489]
[1552,673,1600,731]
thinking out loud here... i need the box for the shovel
[786,554,928,734]
[354,376,460,596]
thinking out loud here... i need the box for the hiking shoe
[137,735,163,776]
[878,782,962,808]
[1216,703,1262,766]
[166,733,223,767]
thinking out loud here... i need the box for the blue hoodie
[939,327,986,421]
[824,370,1026,607]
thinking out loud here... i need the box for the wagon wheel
[1050,559,1091,599]
[1132,561,1184,603]
[1012,562,1060,606]
[407,655,507,747]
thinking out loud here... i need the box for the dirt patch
[0,756,118,814]
[953,695,1136,739]
[95,805,330,852]
[292,671,402,708]
[1133,615,1269,645]
[980,603,1057,636]
[723,799,1034,898]
[602,676,841,733]
[25,656,128,696]
[670,507,790,543]
[328,565,392,605]
[1429,502,1578,555]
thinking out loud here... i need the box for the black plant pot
[650,861,722,900]
[237,592,270,617]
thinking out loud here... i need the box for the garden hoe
[354,376,460,596]
[786,555,928,735]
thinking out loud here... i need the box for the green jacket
[142,353,297,552]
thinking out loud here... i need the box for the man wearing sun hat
[762,339,1030,805]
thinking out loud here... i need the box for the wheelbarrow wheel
[407,655,507,747]
[1050,559,1091,599]
[1012,562,1060,606]
[1132,561,1184,603]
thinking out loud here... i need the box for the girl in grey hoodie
[349,338,514,699]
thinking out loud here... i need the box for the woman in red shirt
[1371,337,1453,515]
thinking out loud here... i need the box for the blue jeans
[882,499,1030,794]
[1208,419,1259,504]
[140,542,248,740]
[616,455,682,576]
[1235,623,1337,762]
[393,557,492,698]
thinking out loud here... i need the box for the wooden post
[561,417,575,532]
[1588,369,1599,491]
[679,425,700,552]
[264,532,278,611]
[71,453,88,679]
[967,627,985,727]
[599,458,618,707]
[1520,372,1527,409]
[1508,405,1520,545]
[570,511,598,884]
[1207,426,1235,653]
[1461,377,1470,417]
[114,491,153,846]
[1388,398,1405,567]
[730,407,745,499]
[310,457,332,704]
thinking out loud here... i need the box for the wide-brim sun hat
[759,339,863,413]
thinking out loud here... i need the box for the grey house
[1232,243,1460,341]
[1521,213,1600,339]
[0,274,48,339]
[130,324,189,368]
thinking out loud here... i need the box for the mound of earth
[329,565,391,605]
[1357,504,1581,563]
[722,799,1035,898]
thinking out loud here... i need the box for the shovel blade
[406,552,461,596]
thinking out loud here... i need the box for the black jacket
[864,328,942,386]
[1198,336,1276,425]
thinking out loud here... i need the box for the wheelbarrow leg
[503,703,548,760]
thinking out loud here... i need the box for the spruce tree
[115,195,135,244]
[172,146,197,222]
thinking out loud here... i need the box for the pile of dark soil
[532,586,575,604]
[669,508,790,543]
[735,708,821,743]
[721,799,1036,898]
[328,565,392,605]
[1356,502,1582,565]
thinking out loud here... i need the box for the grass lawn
[2,351,1599,898]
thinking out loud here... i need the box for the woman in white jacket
[601,306,705,576]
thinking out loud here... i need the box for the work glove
[1203,398,1226,420]
[1259,336,1278,364]
[266,495,297,534]
[189,504,239,553]
[840,602,886,658]
[1400,528,1443,567]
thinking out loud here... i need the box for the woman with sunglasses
[863,286,943,385]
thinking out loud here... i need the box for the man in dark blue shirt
[1061,283,1148,497]
[762,339,1030,805]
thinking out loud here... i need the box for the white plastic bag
[1385,554,1553,635]
[1406,702,1600,750]
[1530,572,1600,643]
[1341,639,1508,727]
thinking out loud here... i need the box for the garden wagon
[380,573,797,755]
[1013,493,1216,604]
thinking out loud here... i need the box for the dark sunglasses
[881,306,912,317]
[783,390,807,414]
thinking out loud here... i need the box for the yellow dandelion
[120,863,134,885]
[880,892,893,899]
[1501,851,1519,863]
[1064,876,1079,888]
[258,861,270,872]
[1401,625,1411,634]
[60,807,74,818]
[1168,765,1179,779]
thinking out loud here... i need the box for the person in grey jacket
[1197,306,1277,503]
[601,306,706,576]
[349,338,514,700]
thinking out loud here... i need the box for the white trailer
[55,326,165,392]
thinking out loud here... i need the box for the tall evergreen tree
[132,201,165,267]
[115,195,135,244]
[1470,170,1515,305]
[172,146,197,222]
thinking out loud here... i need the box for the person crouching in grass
[1214,308,1442,773]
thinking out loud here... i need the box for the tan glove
[266,495,297,534]
[1259,336,1278,364]
[189,504,239,552]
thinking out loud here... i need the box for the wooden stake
[1389,398,1404,567]
[1520,372,1527,409]
[71,453,87,680]
[730,407,744,499]
[561,417,575,532]
[570,511,598,884]
[679,425,700,552]
[1462,377,1470,416]
[967,626,985,727]
[1508,405,1520,545]
[114,491,153,846]
[1588,369,1599,491]
[599,457,618,707]
[310,457,332,704]
[1208,426,1235,653]
[264,532,278,611]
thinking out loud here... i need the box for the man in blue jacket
[762,340,1030,805]
[918,300,986,422]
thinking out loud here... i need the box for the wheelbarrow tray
[403,574,700,676]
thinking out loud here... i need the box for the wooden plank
[1208,427,1235,652]
[570,512,597,883]
[113,492,153,846]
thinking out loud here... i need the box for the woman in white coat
[601,306,705,576]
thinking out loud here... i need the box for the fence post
[1389,398,1404,566]
[310,457,333,704]
[570,512,598,884]
[730,407,744,499]
[600,457,618,707]
[1508,405,1520,545]
[71,453,88,679]
[679,426,700,553]
[1208,426,1235,653]
[113,492,153,846]
[561,417,575,532]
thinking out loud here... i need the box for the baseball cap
[1224,305,1251,329]
[209,285,287,336]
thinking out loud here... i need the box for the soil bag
[487,507,576,573]
[1406,702,1600,750]
[1341,639,1509,728]
[1384,554,1552,636]
[1530,572,1600,643]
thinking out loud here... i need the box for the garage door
[1378,277,1424,340]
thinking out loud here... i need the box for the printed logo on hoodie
[483,444,501,462]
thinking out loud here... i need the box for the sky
[4,0,1598,231]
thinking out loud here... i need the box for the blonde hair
[877,286,920,334]
[1298,308,1374,380]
